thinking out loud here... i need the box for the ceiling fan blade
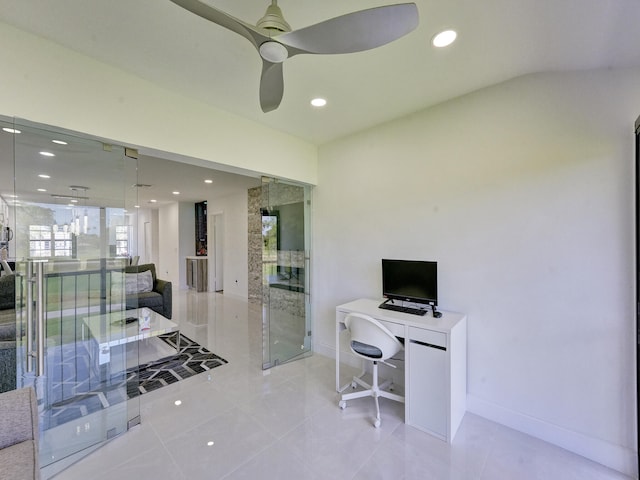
[260,61,284,113]
[169,0,268,48]
[277,3,419,55]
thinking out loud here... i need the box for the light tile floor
[51,290,633,480]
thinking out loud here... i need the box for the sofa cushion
[0,388,37,449]
[0,321,15,342]
[0,274,15,311]
[126,291,163,309]
[0,440,39,480]
[0,341,17,393]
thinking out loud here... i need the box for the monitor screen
[382,259,437,306]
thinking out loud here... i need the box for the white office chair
[338,312,405,428]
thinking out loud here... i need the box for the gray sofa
[0,274,16,393]
[0,387,40,480]
[123,264,172,319]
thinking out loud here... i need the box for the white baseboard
[467,394,638,478]
[314,342,361,370]
[313,342,335,360]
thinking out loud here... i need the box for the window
[29,225,51,258]
[53,230,73,257]
[29,225,73,258]
[115,225,129,256]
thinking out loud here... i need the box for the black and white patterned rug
[130,332,228,397]
[45,333,227,429]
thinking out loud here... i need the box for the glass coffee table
[82,308,179,366]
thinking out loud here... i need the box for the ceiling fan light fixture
[432,29,457,48]
[259,41,288,63]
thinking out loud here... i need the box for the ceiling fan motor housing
[256,3,291,33]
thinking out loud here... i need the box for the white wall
[158,203,179,285]
[157,202,196,289]
[145,192,248,296]
[0,21,317,185]
[313,69,640,475]
[207,191,249,299]
[131,208,159,266]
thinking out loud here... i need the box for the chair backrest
[344,313,404,361]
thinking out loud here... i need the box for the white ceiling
[0,0,639,146]
[0,119,260,208]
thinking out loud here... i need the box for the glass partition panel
[261,178,311,369]
[1,117,139,473]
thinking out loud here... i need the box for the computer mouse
[433,311,442,318]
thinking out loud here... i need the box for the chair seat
[350,340,382,358]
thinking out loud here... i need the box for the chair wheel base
[338,400,347,410]
[374,418,381,428]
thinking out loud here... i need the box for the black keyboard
[379,303,427,316]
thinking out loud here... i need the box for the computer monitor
[381,259,438,306]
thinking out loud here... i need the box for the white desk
[336,298,467,443]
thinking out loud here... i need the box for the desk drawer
[380,320,405,338]
[409,327,447,349]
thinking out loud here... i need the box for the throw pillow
[125,270,154,294]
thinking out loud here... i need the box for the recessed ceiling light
[204,179,213,184]
[38,174,50,179]
[150,199,157,203]
[2,128,21,134]
[37,188,47,192]
[172,191,180,195]
[52,140,68,145]
[40,151,55,157]
[70,199,78,203]
[207,441,214,447]
[311,98,327,107]
[174,400,182,406]
[134,205,140,209]
[432,29,457,48]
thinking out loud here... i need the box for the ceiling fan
[169,0,419,112]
